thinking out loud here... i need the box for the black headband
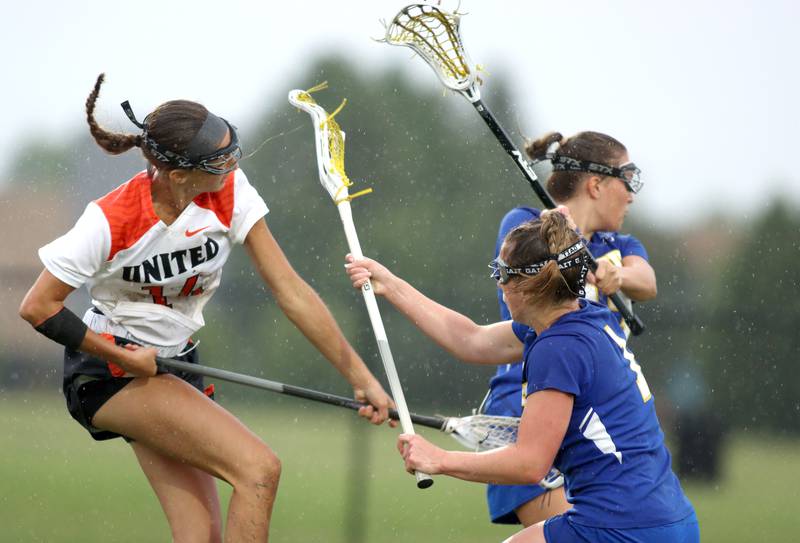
[120,100,240,172]
[489,240,591,297]
[514,240,588,276]
[550,154,617,176]
[542,153,643,194]
[185,111,231,159]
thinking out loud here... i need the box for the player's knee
[257,450,282,485]
[238,447,281,495]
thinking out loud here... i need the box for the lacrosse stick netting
[445,413,518,451]
[383,4,480,100]
[288,83,433,489]
[444,414,563,489]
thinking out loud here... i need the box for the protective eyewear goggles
[194,133,242,175]
[488,240,589,285]
[121,100,242,175]
[549,154,643,194]
[489,256,537,285]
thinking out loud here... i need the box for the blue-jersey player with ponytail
[345,209,697,543]
[483,130,657,526]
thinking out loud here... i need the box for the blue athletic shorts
[544,511,699,543]
[487,483,547,524]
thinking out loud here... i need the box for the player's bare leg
[514,487,570,527]
[131,442,223,542]
[93,374,281,542]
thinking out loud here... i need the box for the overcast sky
[4,0,798,227]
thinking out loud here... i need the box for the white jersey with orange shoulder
[39,168,268,353]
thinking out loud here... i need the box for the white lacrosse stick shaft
[338,202,415,432]
[338,204,423,439]
[289,88,432,488]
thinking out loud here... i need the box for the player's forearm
[439,445,549,485]
[26,307,141,372]
[619,261,657,301]
[382,277,506,364]
[383,275,465,337]
[276,277,374,387]
[78,329,145,370]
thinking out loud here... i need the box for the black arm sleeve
[34,307,88,351]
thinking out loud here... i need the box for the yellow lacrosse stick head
[288,83,372,204]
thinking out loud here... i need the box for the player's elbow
[625,280,657,302]
[637,277,658,301]
[459,348,492,365]
[530,466,553,485]
[456,329,519,365]
[19,290,44,326]
[441,330,489,365]
[274,276,314,319]
[505,445,552,484]
[520,461,552,485]
[641,267,658,300]
[19,301,34,325]
[648,279,658,299]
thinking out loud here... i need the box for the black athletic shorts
[62,336,213,441]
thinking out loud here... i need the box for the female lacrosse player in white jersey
[346,211,697,543]
[484,131,657,527]
[19,73,394,542]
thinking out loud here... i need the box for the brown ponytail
[502,212,585,306]
[85,74,210,170]
[524,131,564,162]
[85,73,141,155]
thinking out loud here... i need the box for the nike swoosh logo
[185,226,210,237]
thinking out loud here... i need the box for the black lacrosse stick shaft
[284,383,446,429]
[470,98,645,336]
[156,357,448,429]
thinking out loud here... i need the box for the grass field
[1,391,798,542]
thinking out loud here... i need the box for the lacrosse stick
[287,83,433,489]
[156,356,563,489]
[381,4,645,336]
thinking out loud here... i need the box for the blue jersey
[484,206,651,524]
[519,299,694,528]
[484,206,649,418]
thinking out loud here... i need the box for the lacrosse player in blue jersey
[347,210,696,543]
[483,130,657,527]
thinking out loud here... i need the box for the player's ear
[585,175,604,199]
[168,169,190,186]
